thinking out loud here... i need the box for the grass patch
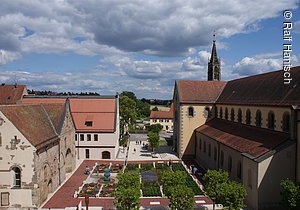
[142,181,161,197]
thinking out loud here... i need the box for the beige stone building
[150,104,174,131]
[172,80,226,159]
[0,102,76,209]
[194,67,300,209]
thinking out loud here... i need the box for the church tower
[208,33,221,81]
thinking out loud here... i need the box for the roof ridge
[41,104,59,136]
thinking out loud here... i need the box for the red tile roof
[177,80,226,103]
[217,66,300,106]
[196,119,289,159]
[0,104,64,149]
[42,103,66,132]
[0,84,27,105]
[150,104,173,119]
[22,97,117,133]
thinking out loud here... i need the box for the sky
[0,0,300,99]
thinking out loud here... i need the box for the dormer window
[85,121,93,127]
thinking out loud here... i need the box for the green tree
[281,179,300,209]
[218,181,246,210]
[148,123,163,133]
[161,171,186,196]
[120,91,137,101]
[115,172,140,210]
[169,185,195,210]
[120,96,137,134]
[148,131,160,152]
[152,106,159,111]
[136,100,150,118]
[204,170,229,210]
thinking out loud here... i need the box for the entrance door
[102,151,111,159]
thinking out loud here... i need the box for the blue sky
[0,0,299,99]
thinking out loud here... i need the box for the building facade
[150,104,173,131]
[0,102,76,208]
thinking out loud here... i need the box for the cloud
[0,50,22,65]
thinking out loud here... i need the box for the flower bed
[93,164,110,173]
[171,163,186,171]
[142,181,161,197]
[99,183,115,197]
[141,163,153,171]
[78,182,101,197]
[186,175,204,195]
[125,164,139,172]
[111,163,123,173]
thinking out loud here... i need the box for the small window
[255,110,262,127]
[1,192,9,206]
[188,107,194,117]
[237,161,242,179]
[208,144,211,157]
[225,108,228,120]
[80,134,84,141]
[75,134,77,141]
[214,147,217,161]
[268,111,275,129]
[87,134,91,141]
[220,151,224,167]
[199,139,202,151]
[246,109,251,125]
[85,149,90,159]
[205,106,211,118]
[219,107,223,119]
[247,169,252,188]
[238,109,242,123]
[282,112,290,132]
[94,134,98,141]
[230,108,235,121]
[12,167,21,188]
[85,121,93,127]
[228,156,232,173]
[215,107,218,118]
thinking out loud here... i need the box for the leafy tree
[169,185,195,210]
[148,124,163,133]
[152,106,159,111]
[136,100,151,118]
[161,171,186,196]
[148,131,160,152]
[218,181,246,210]
[120,96,137,134]
[120,91,137,101]
[281,179,300,209]
[204,170,229,210]
[115,172,140,210]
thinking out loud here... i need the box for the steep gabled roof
[196,118,289,160]
[0,104,65,149]
[177,80,226,104]
[150,103,173,119]
[217,66,300,106]
[0,84,27,105]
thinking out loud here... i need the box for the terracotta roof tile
[42,103,65,133]
[0,104,62,149]
[196,119,289,159]
[69,98,115,113]
[72,113,115,132]
[150,104,173,119]
[217,66,300,106]
[22,97,66,104]
[178,80,226,103]
[0,85,26,104]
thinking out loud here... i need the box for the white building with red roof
[149,104,174,131]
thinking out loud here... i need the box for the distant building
[0,103,76,208]
[22,95,120,160]
[0,84,27,105]
[150,104,174,131]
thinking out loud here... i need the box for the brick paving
[42,159,212,210]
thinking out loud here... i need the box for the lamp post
[85,194,89,210]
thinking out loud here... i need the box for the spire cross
[213,31,216,42]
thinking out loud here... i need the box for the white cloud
[0,50,22,65]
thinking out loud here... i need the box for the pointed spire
[207,31,221,81]
[210,32,217,62]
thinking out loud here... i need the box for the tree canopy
[148,131,160,152]
[169,185,195,210]
[148,123,163,133]
[281,179,300,209]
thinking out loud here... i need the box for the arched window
[228,156,232,173]
[238,109,242,123]
[237,161,242,179]
[230,108,235,121]
[188,107,194,117]
[282,112,291,132]
[246,109,251,125]
[205,106,211,118]
[220,151,224,167]
[255,110,262,127]
[225,108,229,120]
[44,165,48,182]
[215,107,218,118]
[220,107,223,119]
[102,151,111,159]
[268,111,275,129]
[12,167,21,188]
